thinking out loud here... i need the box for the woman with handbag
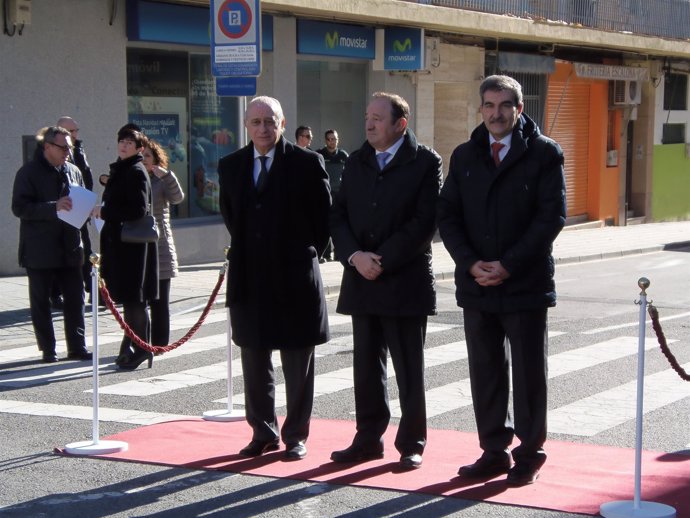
[92,126,159,370]
[142,139,184,352]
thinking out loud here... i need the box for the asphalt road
[1,248,689,517]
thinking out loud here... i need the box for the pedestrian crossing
[1,307,690,443]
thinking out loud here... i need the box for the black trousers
[351,314,427,455]
[463,307,548,464]
[149,278,171,346]
[27,266,86,354]
[240,345,315,445]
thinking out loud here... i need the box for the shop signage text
[298,20,375,59]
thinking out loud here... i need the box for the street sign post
[211,0,261,77]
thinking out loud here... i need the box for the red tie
[491,142,505,166]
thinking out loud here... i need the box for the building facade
[2,0,689,275]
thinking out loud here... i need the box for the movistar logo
[325,31,338,49]
[324,31,368,50]
[393,38,412,52]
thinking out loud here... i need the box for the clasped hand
[352,251,383,281]
[470,260,510,286]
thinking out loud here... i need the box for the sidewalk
[3,221,690,346]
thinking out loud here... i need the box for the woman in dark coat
[142,139,184,348]
[93,127,159,370]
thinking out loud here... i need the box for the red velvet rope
[98,264,226,355]
[647,304,690,381]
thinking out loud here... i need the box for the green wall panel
[652,144,690,220]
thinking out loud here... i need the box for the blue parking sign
[211,0,261,77]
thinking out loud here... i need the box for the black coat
[437,113,566,313]
[12,154,84,269]
[99,154,159,304]
[330,130,442,316]
[218,137,331,349]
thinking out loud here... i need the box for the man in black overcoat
[329,92,443,470]
[438,75,566,486]
[11,126,92,363]
[218,96,331,461]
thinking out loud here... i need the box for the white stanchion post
[203,251,244,422]
[600,278,675,518]
[65,254,128,455]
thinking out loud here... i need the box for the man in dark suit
[57,116,95,301]
[438,75,566,486]
[12,126,92,363]
[217,96,331,461]
[329,92,443,470]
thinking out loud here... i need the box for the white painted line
[0,399,188,426]
[549,361,690,436]
[583,310,690,335]
[229,323,460,407]
[391,335,660,419]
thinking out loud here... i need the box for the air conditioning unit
[612,80,641,105]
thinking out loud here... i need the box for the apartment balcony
[404,0,690,41]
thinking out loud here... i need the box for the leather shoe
[67,350,93,361]
[506,462,543,486]
[458,452,512,478]
[400,453,423,470]
[239,440,279,457]
[42,352,59,363]
[331,443,384,463]
[285,442,307,460]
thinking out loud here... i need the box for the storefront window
[127,48,240,219]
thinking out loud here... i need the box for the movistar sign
[298,19,375,59]
[384,27,423,70]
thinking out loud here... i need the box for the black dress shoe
[506,461,543,486]
[285,442,307,460]
[67,350,93,361]
[239,440,279,457]
[330,443,384,463]
[42,353,59,363]
[458,452,512,478]
[400,453,423,469]
[50,296,64,310]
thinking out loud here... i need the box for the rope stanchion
[203,247,244,422]
[64,253,128,456]
[600,277,676,518]
[648,304,690,381]
[98,263,226,355]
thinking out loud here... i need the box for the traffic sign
[211,0,261,77]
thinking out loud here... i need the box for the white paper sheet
[57,185,98,230]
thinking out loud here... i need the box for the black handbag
[121,205,159,244]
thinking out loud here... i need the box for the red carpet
[87,418,688,516]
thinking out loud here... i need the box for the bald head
[57,116,80,141]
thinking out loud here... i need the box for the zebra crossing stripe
[389,335,661,419]
[549,361,690,436]
[0,399,186,425]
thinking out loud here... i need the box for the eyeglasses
[47,141,73,152]
[301,134,313,139]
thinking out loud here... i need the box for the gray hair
[480,75,524,106]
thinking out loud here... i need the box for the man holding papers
[11,126,93,363]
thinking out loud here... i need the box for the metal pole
[64,254,128,455]
[599,278,676,518]
[633,278,648,509]
[91,255,100,444]
[203,248,244,422]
